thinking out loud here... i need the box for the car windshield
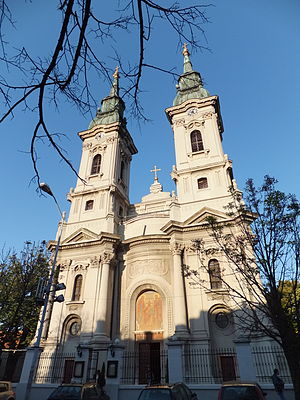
[139,388,172,400]
[51,385,82,399]
[222,386,258,400]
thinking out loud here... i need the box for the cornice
[78,122,137,155]
[48,231,121,251]
[165,95,223,133]
[165,96,217,118]
[123,234,171,247]
[174,159,229,175]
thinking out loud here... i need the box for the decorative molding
[185,241,200,254]
[128,259,169,278]
[90,256,101,268]
[89,144,107,155]
[201,111,215,119]
[101,251,113,264]
[186,121,205,130]
[174,118,185,127]
[74,263,89,272]
[59,259,72,271]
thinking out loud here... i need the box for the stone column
[95,251,113,338]
[171,242,188,336]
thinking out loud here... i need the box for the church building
[39,45,254,387]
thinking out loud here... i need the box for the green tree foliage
[0,241,50,349]
[279,280,300,334]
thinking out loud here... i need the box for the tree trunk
[281,340,300,400]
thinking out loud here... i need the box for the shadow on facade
[6,308,293,390]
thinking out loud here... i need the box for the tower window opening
[72,274,83,301]
[198,177,208,189]
[191,130,204,152]
[208,259,222,289]
[85,200,94,210]
[91,154,101,175]
[227,167,234,185]
[120,160,125,181]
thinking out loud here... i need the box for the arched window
[85,200,94,210]
[91,154,101,175]
[72,275,83,301]
[198,177,208,189]
[191,130,204,153]
[208,259,222,289]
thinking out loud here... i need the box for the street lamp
[24,183,66,400]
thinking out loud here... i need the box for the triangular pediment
[62,228,98,244]
[184,207,228,226]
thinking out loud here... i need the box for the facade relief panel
[128,258,169,279]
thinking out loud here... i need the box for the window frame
[190,130,204,153]
[72,274,83,301]
[208,259,222,290]
[90,154,101,175]
[197,177,208,190]
[85,199,94,211]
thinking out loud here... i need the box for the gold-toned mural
[136,290,162,332]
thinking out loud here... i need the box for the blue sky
[0,1,299,250]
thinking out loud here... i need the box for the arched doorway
[135,290,163,384]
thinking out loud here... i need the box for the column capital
[170,241,184,255]
[101,251,114,264]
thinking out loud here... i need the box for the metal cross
[150,165,161,181]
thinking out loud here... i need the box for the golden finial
[113,66,119,79]
[182,43,190,56]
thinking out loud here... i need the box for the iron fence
[35,352,76,384]
[251,345,292,384]
[0,350,26,382]
[121,348,168,385]
[183,345,239,384]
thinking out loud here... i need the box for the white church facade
[30,46,271,390]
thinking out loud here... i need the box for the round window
[70,321,81,336]
[215,312,230,329]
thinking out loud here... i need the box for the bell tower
[166,45,238,221]
[67,67,137,237]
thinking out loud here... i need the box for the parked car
[47,383,107,400]
[137,383,198,400]
[0,381,15,400]
[218,382,267,400]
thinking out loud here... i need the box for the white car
[0,382,15,400]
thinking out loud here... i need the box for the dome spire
[109,66,120,97]
[182,43,193,73]
[88,66,125,129]
[172,44,209,106]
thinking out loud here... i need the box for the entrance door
[220,355,236,382]
[63,359,75,383]
[139,342,161,384]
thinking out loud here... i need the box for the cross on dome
[150,165,161,182]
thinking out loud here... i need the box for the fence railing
[252,345,292,384]
[35,352,76,384]
[121,349,168,385]
[0,344,292,386]
[183,345,239,384]
[0,350,26,382]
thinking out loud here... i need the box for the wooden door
[63,359,75,383]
